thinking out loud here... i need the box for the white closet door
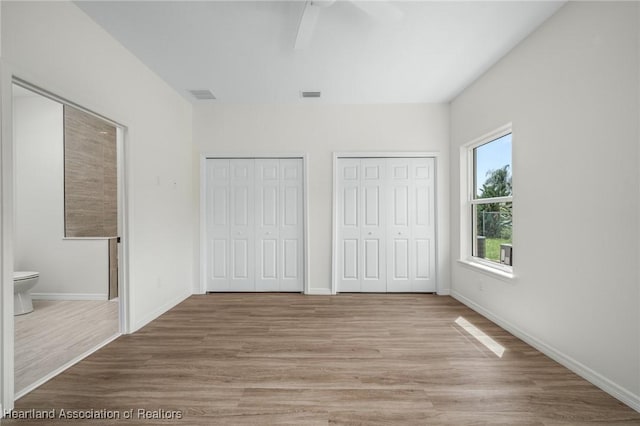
[229,160,255,291]
[337,159,387,292]
[360,159,387,292]
[387,158,435,292]
[206,159,231,291]
[206,158,304,292]
[279,159,304,292]
[255,159,280,291]
[387,158,412,292]
[336,157,436,293]
[337,159,362,292]
[410,158,436,292]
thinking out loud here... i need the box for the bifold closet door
[387,158,436,292]
[336,157,436,293]
[254,159,304,291]
[206,158,303,292]
[336,159,387,292]
[229,160,255,291]
[207,159,232,291]
[277,159,304,291]
[206,159,255,291]
[255,160,280,291]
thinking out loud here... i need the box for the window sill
[457,259,516,281]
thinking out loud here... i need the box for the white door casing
[336,157,436,293]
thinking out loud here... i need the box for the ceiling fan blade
[294,1,321,50]
[350,1,404,23]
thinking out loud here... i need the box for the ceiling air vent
[301,91,321,98]
[189,89,216,100]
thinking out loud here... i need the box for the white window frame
[459,123,514,278]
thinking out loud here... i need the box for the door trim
[199,153,309,294]
[1,59,14,414]
[332,152,440,295]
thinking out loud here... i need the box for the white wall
[14,95,108,298]
[2,1,194,330]
[450,2,640,408]
[193,104,450,294]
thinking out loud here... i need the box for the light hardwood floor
[14,299,119,394]
[9,294,640,425]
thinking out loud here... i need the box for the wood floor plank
[14,299,119,393]
[7,294,640,425]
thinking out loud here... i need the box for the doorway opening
[10,79,128,398]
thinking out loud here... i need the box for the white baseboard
[14,333,120,400]
[451,291,640,413]
[132,291,191,333]
[31,293,108,301]
[306,288,333,295]
[437,288,451,296]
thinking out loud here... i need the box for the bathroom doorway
[11,81,127,397]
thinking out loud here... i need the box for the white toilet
[13,271,39,315]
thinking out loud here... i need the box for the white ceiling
[75,1,565,104]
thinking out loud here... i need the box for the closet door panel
[283,239,299,278]
[410,158,435,292]
[360,159,386,292]
[229,160,255,291]
[415,238,431,280]
[206,159,231,291]
[255,159,280,291]
[337,159,361,292]
[280,159,304,292]
[387,158,412,292]
[211,239,227,279]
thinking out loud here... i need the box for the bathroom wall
[64,105,118,238]
[14,91,108,299]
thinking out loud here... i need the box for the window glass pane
[473,201,512,263]
[474,133,512,199]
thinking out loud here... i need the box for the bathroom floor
[14,299,119,394]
